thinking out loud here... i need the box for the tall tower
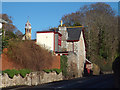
[25,20,31,40]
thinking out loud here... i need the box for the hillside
[2,40,60,71]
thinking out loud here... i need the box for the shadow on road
[112,56,120,88]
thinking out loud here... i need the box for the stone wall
[0,71,63,88]
[67,52,78,78]
[66,40,86,78]
[66,42,73,52]
[74,42,79,54]
[76,32,86,77]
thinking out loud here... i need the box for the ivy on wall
[60,55,68,77]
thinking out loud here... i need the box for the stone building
[58,26,86,77]
[35,21,88,77]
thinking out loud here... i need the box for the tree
[117,16,120,57]
[0,14,23,49]
[61,2,118,71]
[1,14,23,37]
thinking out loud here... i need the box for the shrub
[43,69,62,74]
[6,40,54,71]
[2,69,11,74]
[92,63,100,75]
[53,69,62,74]
[43,69,52,73]
[19,69,31,78]
[2,69,31,79]
[2,69,19,78]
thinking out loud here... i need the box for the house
[0,18,8,55]
[35,20,93,77]
[1,19,92,77]
[58,25,86,77]
[0,18,8,36]
[36,21,87,77]
[0,18,8,29]
[36,31,62,52]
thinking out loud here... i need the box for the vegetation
[43,55,68,75]
[61,2,119,71]
[2,69,31,78]
[1,3,119,73]
[53,69,62,74]
[1,14,23,50]
[92,63,100,75]
[60,55,68,77]
[43,69,62,74]
[6,40,54,71]
[1,14,23,36]
[1,14,55,71]
[43,69,52,73]
[2,30,19,49]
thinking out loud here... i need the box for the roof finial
[61,20,63,26]
[27,16,29,21]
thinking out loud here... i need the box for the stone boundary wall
[0,71,63,88]
[103,71,113,74]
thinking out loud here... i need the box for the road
[3,74,115,89]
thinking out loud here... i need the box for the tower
[25,20,31,40]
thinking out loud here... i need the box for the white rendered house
[36,31,62,52]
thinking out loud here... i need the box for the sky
[2,2,119,39]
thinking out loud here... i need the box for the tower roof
[25,20,31,29]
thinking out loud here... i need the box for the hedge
[2,69,31,78]
[43,69,62,74]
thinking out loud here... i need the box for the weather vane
[27,16,30,21]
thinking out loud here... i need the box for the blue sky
[2,2,118,39]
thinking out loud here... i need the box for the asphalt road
[3,74,115,89]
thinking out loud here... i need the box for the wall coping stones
[1,71,63,88]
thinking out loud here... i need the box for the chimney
[61,20,63,26]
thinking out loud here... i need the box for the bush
[43,69,62,74]
[92,63,100,75]
[53,69,62,74]
[43,69,52,73]
[6,40,54,71]
[2,69,31,79]
[2,69,19,78]
[2,69,11,74]
[19,69,31,78]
